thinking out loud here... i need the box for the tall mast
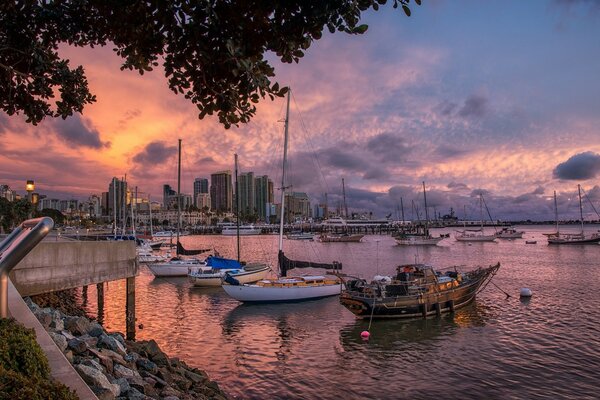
[278,89,291,252]
[342,178,348,219]
[235,153,240,262]
[176,139,181,256]
[400,197,405,225]
[121,176,126,235]
[113,178,117,239]
[578,184,584,234]
[479,194,484,231]
[149,195,153,237]
[422,182,429,235]
[554,191,559,234]
[131,186,136,238]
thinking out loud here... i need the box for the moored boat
[340,262,500,319]
[319,233,364,243]
[547,187,600,245]
[286,231,314,240]
[189,256,270,287]
[495,227,525,239]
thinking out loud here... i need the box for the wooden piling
[126,276,136,341]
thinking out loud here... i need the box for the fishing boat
[340,262,500,319]
[222,89,343,303]
[455,195,496,242]
[547,187,600,245]
[395,182,444,246]
[318,233,364,243]
[188,256,270,287]
[147,139,209,277]
[494,226,525,239]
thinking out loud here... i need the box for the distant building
[38,198,60,211]
[87,194,101,218]
[237,172,255,217]
[0,184,16,201]
[210,171,232,213]
[284,192,311,223]
[108,178,128,220]
[254,175,273,223]
[101,192,109,216]
[193,178,209,207]
[196,193,210,210]
[162,184,177,209]
[313,203,328,220]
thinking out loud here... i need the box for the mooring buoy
[520,288,532,298]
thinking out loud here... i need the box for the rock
[66,316,92,336]
[79,333,99,348]
[92,386,118,400]
[124,387,150,400]
[64,350,74,363]
[163,397,181,400]
[24,297,40,312]
[60,330,76,340]
[136,358,158,374]
[33,309,53,329]
[75,364,120,398]
[125,376,146,393]
[142,340,162,358]
[184,369,208,384]
[67,337,88,354]
[89,322,105,337]
[113,364,141,380]
[88,348,115,374]
[113,377,131,394]
[161,386,182,398]
[83,358,105,373]
[124,352,140,365]
[49,331,68,352]
[138,371,167,388]
[99,334,127,356]
[110,332,125,346]
[156,367,173,385]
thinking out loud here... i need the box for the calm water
[77,225,600,399]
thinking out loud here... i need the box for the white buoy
[520,288,533,298]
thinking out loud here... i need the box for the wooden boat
[319,233,364,243]
[340,262,500,319]
[222,89,343,303]
[396,182,444,246]
[455,194,497,242]
[495,227,525,239]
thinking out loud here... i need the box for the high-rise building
[108,178,127,221]
[196,193,211,210]
[210,171,232,213]
[0,184,16,201]
[254,175,271,223]
[163,184,177,209]
[237,172,255,217]
[193,178,209,207]
[284,192,311,223]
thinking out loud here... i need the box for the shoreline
[28,290,230,400]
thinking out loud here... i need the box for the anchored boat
[340,262,500,319]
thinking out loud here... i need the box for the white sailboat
[455,194,496,242]
[147,139,208,277]
[222,89,343,302]
[547,187,600,245]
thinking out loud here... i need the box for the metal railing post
[0,217,54,317]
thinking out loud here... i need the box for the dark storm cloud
[447,182,469,191]
[458,94,488,118]
[363,168,388,180]
[553,152,600,180]
[133,141,178,165]
[532,186,545,195]
[434,145,469,159]
[51,114,110,148]
[436,101,458,116]
[322,148,367,171]
[366,133,411,159]
[470,188,490,197]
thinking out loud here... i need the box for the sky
[1,0,600,221]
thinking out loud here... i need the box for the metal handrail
[0,217,54,317]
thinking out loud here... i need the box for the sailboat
[222,89,343,303]
[319,178,364,243]
[147,139,210,277]
[188,154,270,287]
[547,186,600,245]
[455,194,496,242]
[395,182,444,246]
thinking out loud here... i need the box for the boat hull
[319,234,364,243]
[190,265,270,287]
[395,236,443,246]
[147,259,206,277]
[222,282,342,303]
[548,237,600,245]
[455,235,497,242]
[340,264,499,319]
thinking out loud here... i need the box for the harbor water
[76,225,600,399]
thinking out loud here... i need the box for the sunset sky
[1,0,600,221]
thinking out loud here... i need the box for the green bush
[0,318,78,400]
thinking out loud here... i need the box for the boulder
[113,364,141,380]
[79,333,99,348]
[92,386,117,400]
[136,358,158,374]
[156,367,173,385]
[49,331,68,352]
[125,375,146,393]
[113,377,131,394]
[33,309,53,329]
[98,334,127,356]
[82,358,105,373]
[184,369,208,385]
[24,297,40,312]
[124,352,140,365]
[124,387,150,400]
[75,364,120,398]
[161,386,182,398]
[66,316,92,336]
[67,337,88,354]
[60,330,76,340]
[89,322,105,337]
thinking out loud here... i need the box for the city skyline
[1,1,600,220]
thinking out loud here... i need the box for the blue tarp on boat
[206,256,242,270]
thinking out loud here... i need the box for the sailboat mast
[278,89,291,252]
[176,139,181,256]
[479,194,484,231]
[423,182,429,235]
[554,190,559,234]
[149,195,153,237]
[578,184,584,234]
[342,178,348,219]
[235,153,240,262]
[113,179,117,239]
[400,197,405,225]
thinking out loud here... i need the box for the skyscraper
[254,175,270,223]
[108,178,127,222]
[237,172,255,217]
[163,184,177,209]
[193,178,209,207]
[210,171,232,213]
